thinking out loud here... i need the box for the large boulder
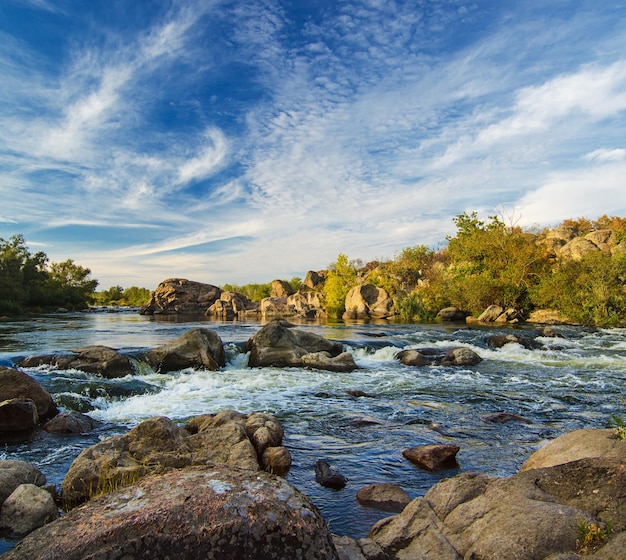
[520,428,626,472]
[0,367,58,421]
[43,411,101,435]
[4,466,340,560]
[365,429,626,560]
[436,307,469,322]
[559,236,600,262]
[62,411,290,507]
[356,483,411,513]
[246,319,357,372]
[139,278,223,315]
[19,346,135,379]
[271,279,295,298]
[343,285,395,320]
[301,270,327,291]
[287,291,326,318]
[144,328,225,372]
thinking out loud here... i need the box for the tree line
[0,235,149,314]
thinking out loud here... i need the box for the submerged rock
[402,444,460,471]
[356,483,411,513]
[315,460,348,490]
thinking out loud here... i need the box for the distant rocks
[343,284,395,320]
[139,278,224,315]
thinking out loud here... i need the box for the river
[1,310,625,553]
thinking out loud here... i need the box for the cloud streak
[1,0,626,288]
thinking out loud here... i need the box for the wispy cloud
[1,1,626,288]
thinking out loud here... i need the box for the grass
[576,519,612,554]
[610,414,626,440]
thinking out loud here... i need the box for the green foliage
[221,282,272,301]
[532,251,626,326]
[323,253,358,318]
[576,519,612,554]
[0,235,98,314]
[288,276,302,293]
[394,291,435,322]
[94,286,151,307]
[610,415,626,440]
[441,212,549,313]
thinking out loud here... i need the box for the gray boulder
[0,483,59,536]
[0,460,46,504]
[144,327,225,372]
[343,284,395,320]
[246,319,357,372]
[19,346,135,379]
[4,466,339,560]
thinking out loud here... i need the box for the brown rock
[139,278,223,315]
[343,284,394,320]
[144,327,225,372]
[0,398,38,437]
[402,444,460,471]
[43,411,101,434]
[271,279,295,298]
[262,446,292,475]
[0,483,59,536]
[520,428,626,472]
[0,366,58,421]
[4,466,340,560]
[356,483,411,513]
[436,307,468,322]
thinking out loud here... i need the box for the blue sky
[1,0,626,290]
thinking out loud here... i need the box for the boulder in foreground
[4,466,340,560]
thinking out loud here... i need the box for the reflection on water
[1,311,625,543]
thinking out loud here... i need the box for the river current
[1,311,625,552]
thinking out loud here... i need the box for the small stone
[402,444,460,471]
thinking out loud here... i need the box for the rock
[144,327,225,372]
[397,347,481,367]
[482,412,532,424]
[206,291,259,319]
[300,351,359,372]
[246,319,357,372]
[332,535,387,560]
[288,291,327,318]
[315,460,347,490]
[0,483,59,536]
[301,270,327,291]
[0,398,38,437]
[342,285,395,320]
[62,411,291,507]
[0,367,58,421]
[0,460,46,504]
[43,411,101,434]
[520,428,626,472]
[436,307,468,322]
[585,229,615,253]
[477,305,526,324]
[356,483,411,513]
[486,333,542,350]
[440,347,482,366]
[559,237,600,261]
[527,308,571,325]
[477,305,504,322]
[4,466,340,560]
[262,447,292,475]
[546,225,578,243]
[139,278,223,315]
[20,346,134,379]
[271,279,295,298]
[347,390,375,398]
[402,444,460,471]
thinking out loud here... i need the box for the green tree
[532,251,626,326]
[441,212,548,313]
[44,259,98,309]
[323,253,358,318]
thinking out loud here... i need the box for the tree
[45,259,98,309]
[323,254,358,318]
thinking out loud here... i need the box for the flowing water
[1,311,625,552]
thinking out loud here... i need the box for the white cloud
[178,128,229,184]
